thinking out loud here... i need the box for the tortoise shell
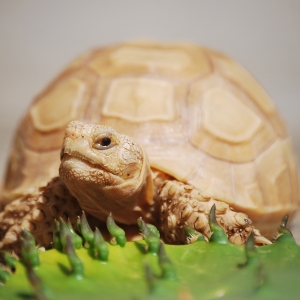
[2,41,299,236]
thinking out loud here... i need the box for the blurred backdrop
[0,1,300,236]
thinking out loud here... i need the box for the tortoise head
[59,121,153,224]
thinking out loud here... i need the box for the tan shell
[2,41,299,236]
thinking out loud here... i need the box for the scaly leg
[0,177,82,252]
[158,180,271,246]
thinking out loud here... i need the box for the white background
[0,1,300,238]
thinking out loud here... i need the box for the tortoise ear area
[122,163,142,180]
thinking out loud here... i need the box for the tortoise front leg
[158,180,271,245]
[0,177,82,252]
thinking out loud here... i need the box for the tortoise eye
[93,134,116,150]
[99,137,111,147]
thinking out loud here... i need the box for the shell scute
[30,77,86,132]
[188,74,278,163]
[88,43,212,79]
[103,77,175,122]
[208,50,287,137]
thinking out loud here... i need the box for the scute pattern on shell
[1,41,299,237]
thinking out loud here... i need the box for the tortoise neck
[151,168,175,199]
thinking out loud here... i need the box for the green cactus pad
[1,217,300,299]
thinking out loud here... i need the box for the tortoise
[0,41,299,251]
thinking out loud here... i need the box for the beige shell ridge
[2,41,299,237]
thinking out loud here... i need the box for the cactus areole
[0,42,299,254]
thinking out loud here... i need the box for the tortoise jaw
[60,153,124,184]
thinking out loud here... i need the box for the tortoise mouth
[60,152,126,185]
[60,154,126,191]
[61,152,111,175]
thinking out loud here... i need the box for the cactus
[1,213,300,300]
